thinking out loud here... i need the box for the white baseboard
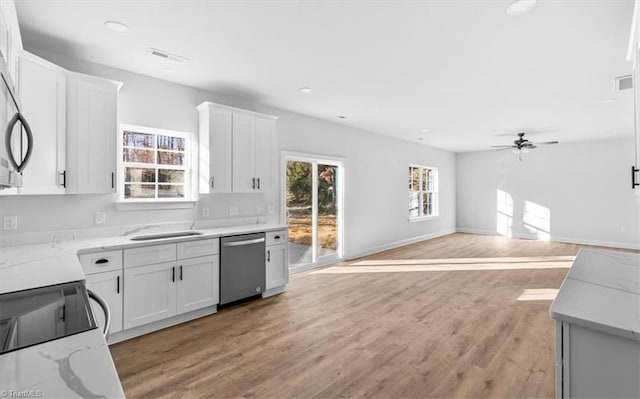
[345,228,457,261]
[456,227,640,251]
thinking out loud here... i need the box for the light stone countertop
[0,329,125,399]
[550,247,640,341]
[0,222,287,294]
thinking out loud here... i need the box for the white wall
[456,138,640,249]
[0,49,457,258]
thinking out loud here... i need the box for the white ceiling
[14,0,635,152]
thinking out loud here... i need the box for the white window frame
[118,124,196,206]
[409,164,439,221]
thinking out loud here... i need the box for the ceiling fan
[491,132,558,160]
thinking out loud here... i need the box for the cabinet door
[266,244,288,290]
[86,270,123,334]
[66,74,118,194]
[176,255,219,314]
[3,54,66,195]
[232,112,256,193]
[123,262,177,329]
[209,108,233,193]
[254,116,274,192]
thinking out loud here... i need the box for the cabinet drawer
[79,250,123,275]
[266,230,287,246]
[124,244,177,268]
[177,238,219,259]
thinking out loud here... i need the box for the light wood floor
[111,233,596,398]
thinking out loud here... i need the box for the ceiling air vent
[615,75,633,91]
[148,48,189,63]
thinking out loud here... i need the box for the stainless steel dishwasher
[220,233,266,305]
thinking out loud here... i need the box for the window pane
[426,169,433,192]
[158,169,184,183]
[158,184,184,198]
[411,167,419,192]
[158,151,184,165]
[124,184,155,199]
[421,168,428,191]
[123,131,155,148]
[124,148,155,164]
[409,192,420,217]
[422,192,432,216]
[157,135,185,151]
[125,167,156,183]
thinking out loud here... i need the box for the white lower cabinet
[177,255,219,314]
[266,244,287,290]
[85,270,123,334]
[265,230,288,291]
[123,261,177,329]
[123,240,220,330]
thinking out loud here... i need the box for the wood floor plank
[110,233,633,398]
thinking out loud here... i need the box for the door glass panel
[286,161,313,268]
[317,164,338,258]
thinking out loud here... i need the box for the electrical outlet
[3,216,17,230]
[229,206,239,216]
[202,207,210,217]
[254,206,264,215]
[94,212,106,225]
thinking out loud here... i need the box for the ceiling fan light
[512,148,521,154]
[522,147,531,154]
[507,0,537,15]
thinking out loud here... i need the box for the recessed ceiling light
[104,21,129,33]
[418,137,424,141]
[338,115,347,119]
[299,87,312,94]
[600,98,616,103]
[421,128,430,133]
[506,0,537,15]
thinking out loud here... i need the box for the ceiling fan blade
[491,145,515,148]
[533,141,559,145]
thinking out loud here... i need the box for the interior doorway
[283,153,343,272]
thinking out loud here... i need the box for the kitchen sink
[129,231,204,241]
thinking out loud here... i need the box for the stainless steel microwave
[0,52,33,189]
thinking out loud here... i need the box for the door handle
[632,166,639,189]
[88,289,111,339]
[222,237,265,247]
[5,112,34,173]
[257,178,261,190]
[111,172,115,189]
[267,250,271,262]
[116,275,120,294]
[211,176,215,189]
[252,178,256,189]
[180,265,183,281]
[172,266,175,282]
[60,170,66,188]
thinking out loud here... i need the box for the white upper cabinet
[197,104,233,193]
[66,72,120,194]
[198,102,277,194]
[0,0,23,94]
[2,52,66,195]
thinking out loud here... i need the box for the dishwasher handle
[88,289,111,339]
[222,237,265,247]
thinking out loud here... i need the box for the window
[409,165,438,219]
[120,124,192,201]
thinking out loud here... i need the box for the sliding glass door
[285,155,342,271]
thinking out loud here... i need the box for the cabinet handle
[257,178,261,190]
[111,172,115,189]
[94,258,109,264]
[211,176,215,189]
[116,275,120,294]
[60,170,66,188]
[180,265,183,281]
[252,178,256,189]
[172,266,175,282]
[267,250,271,262]
[274,235,280,240]
[633,166,639,189]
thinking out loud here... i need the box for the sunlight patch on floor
[517,288,559,301]
[312,257,574,274]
